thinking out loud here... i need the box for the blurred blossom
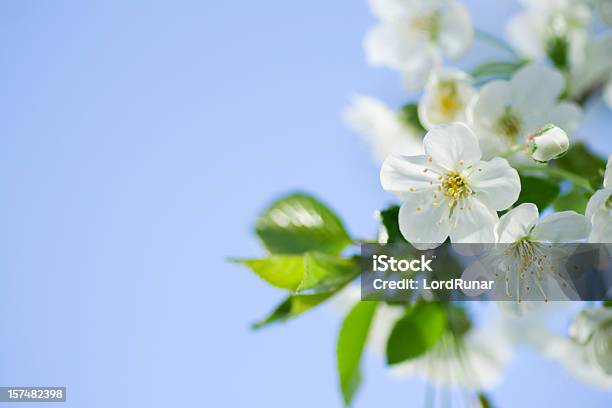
[418,68,477,130]
[364,0,473,90]
[506,0,591,66]
[343,94,423,163]
[586,154,612,242]
[388,313,513,390]
[468,64,581,161]
[380,123,520,248]
[545,307,612,389]
[332,287,512,390]
[569,35,612,100]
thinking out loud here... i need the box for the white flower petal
[423,123,481,170]
[343,95,423,162]
[380,155,443,200]
[398,196,451,248]
[438,1,473,59]
[506,12,545,58]
[590,208,612,243]
[494,203,539,243]
[449,197,497,243]
[511,64,564,116]
[586,189,612,220]
[532,211,591,242]
[401,46,442,91]
[469,157,521,211]
[469,80,512,131]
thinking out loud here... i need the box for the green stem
[500,144,526,158]
[475,29,518,58]
[517,165,594,192]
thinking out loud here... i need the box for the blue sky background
[0,0,610,407]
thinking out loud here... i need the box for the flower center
[441,171,471,204]
[606,194,612,210]
[437,81,462,119]
[495,107,522,143]
[411,12,440,41]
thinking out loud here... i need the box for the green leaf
[603,300,612,308]
[255,193,352,255]
[553,186,590,213]
[515,175,560,211]
[379,205,407,244]
[386,302,446,365]
[554,143,607,188]
[233,256,305,291]
[232,252,358,292]
[297,252,359,293]
[398,103,425,134]
[251,292,335,330]
[337,301,378,406]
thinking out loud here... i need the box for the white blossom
[468,63,581,160]
[462,203,590,316]
[545,307,612,389]
[332,287,512,390]
[380,122,520,248]
[506,0,591,63]
[343,95,424,163]
[586,154,612,242]
[418,68,476,130]
[365,0,473,90]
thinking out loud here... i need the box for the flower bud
[527,124,569,163]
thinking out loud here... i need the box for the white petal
[469,157,521,211]
[419,68,476,129]
[586,189,612,220]
[469,80,512,131]
[589,208,612,243]
[449,197,497,243]
[438,0,473,59]
[511,64,564,116]
[494,203,539,243]
[401,46,442,91]
[532,211,591,242]
[423,122,481,170]
[505,12,545,58]
[544,101,583,135]
[343,95,423,162]
[380,155,442,200]
[398,197,451,248]
[604,154,612,189]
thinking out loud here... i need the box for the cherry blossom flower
[506,0,591,64]
[545,307,612,389]
[418,68,477,130]
[380,122,520,248]
[365,0,473,90]
[468,64,581,160]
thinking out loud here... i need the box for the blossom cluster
[343,0,612,398]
